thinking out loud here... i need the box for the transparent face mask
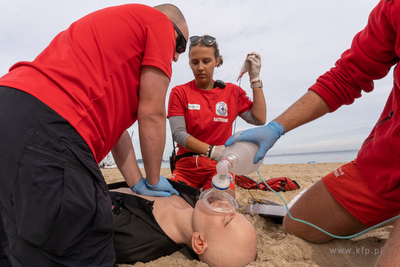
[198,188,238,215]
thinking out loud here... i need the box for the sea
[155,149,359,169]
[262,149,359,165]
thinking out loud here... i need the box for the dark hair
[189,37,223,67]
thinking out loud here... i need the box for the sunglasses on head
[190,35,216,46]
[171,21,187,54]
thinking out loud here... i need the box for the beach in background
[132,149,360,169]
[263,149,359,165]
[103,161,390,267]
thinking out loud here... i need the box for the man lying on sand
[109,180,257,267]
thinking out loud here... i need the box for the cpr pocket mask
[199,188,238,215]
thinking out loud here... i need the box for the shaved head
[153,4,186,26]
[200,215,257,267]
[191,201,257,267]
[153,3,189,58]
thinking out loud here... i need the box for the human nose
[198,62,205,71]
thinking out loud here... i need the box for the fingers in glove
[247,52,261,60]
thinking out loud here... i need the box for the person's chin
[196,77,209,86]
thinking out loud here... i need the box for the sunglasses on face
[189,35,216,46]
[171,21,187,54]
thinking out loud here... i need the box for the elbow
[258,117,267,125]
[255,114,266,125]
[251,108,266,125]
[138,107,166,122]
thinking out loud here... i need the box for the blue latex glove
[131,176,179,197]
[225,121,285,164]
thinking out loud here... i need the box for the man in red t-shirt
[0,3,188,266]
[226,0,400,265]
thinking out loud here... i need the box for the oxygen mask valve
[211,157,235,191]
[211,138,263,191]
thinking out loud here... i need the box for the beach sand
[102,162,391,267]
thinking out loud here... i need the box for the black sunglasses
[189,35,216,46]
[171,21,187,54]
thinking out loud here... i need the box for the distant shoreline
[264,149,359,158]
[134,149,361,162]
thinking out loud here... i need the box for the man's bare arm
[138,65,170,186]
[111,130,142,188]
[275,90,330,133]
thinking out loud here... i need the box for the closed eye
[224,217,234,227]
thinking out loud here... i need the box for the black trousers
[0,87,115,266]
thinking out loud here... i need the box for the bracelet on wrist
[207,145,214,158]
[250,79,263,89]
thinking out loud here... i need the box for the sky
[0,0,393,160]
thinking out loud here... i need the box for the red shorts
[322,159,400,227]
[170,155,235,191]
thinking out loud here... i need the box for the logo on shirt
[214,117,229,123]
[334,167,344,178]
[188,103,200,110]
[216,102,227,116]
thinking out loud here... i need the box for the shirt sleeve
[142,17,175,80]
[167,86,187,117]
[168,115,191,147]
[309,0,399,112]
[239,110,264,125]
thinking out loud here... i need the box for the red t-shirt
[168,80,253,155]
[0,4,175,162]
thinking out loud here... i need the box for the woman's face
[189,45,220,90]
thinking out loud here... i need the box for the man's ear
[191,232,208,254]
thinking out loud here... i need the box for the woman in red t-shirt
[167,35,266,197]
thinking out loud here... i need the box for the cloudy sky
[0,0,393,160]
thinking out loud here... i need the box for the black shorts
[0,87,115,266]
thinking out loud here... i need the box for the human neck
[196,80,214,90]
[152,196,195,248]
[171,208,195,247]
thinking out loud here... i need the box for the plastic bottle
[212,141,263,190]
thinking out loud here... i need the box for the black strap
[279,180,287,192]
[108,181,129,190]
[169,138,177,173]
[174,152,199,162]
[169,138,199,173]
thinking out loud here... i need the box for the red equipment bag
[235,175,300,192]
[258,177,300,192]
[235,175,259,189]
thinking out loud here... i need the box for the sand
[102,162,391,267]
